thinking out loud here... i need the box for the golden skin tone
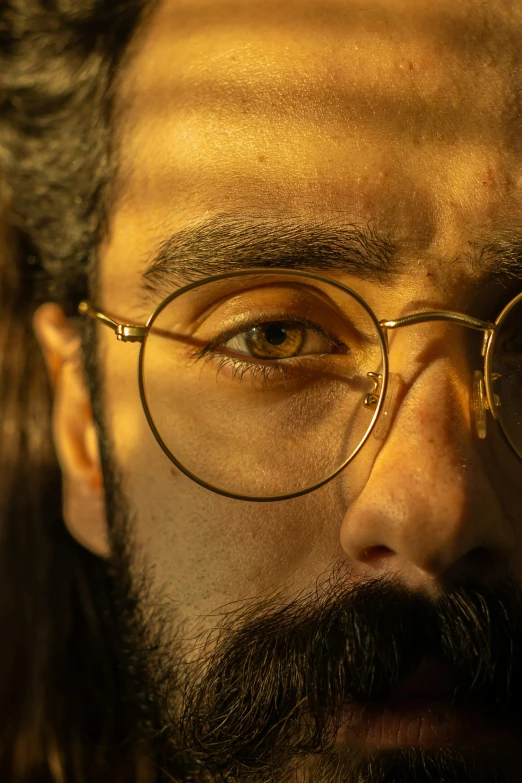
[35,0,522,764]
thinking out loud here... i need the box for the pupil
[264,324,287,346]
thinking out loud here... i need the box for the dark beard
[96,425,522,783]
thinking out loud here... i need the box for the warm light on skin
[92,0,522,623]
[35,0,522,772]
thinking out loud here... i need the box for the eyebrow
[140,214,397,304]
[464,231,522,283]
[140,214,522,306]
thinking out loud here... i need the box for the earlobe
[33,303,110,558]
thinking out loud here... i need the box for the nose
[339,350,515,595]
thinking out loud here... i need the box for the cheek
[100,340,346,614]
[111,455,341,618]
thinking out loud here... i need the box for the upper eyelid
[205,313,349,353]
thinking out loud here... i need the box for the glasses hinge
[116,325,147,342]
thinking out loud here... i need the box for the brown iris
[246,322,305,359]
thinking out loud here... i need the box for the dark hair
[0,2,158,780]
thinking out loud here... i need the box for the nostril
[360,545,394,564]
[464,547,495,572]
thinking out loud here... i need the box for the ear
[33,303,110,558]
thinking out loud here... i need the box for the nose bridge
[380,316,492,494]
[376,312,485,427]
[378,310,494,419]
[339,322,514,592]
[382,346,475,465]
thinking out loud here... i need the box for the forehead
[104,0,522,300]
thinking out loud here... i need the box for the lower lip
[336,696,499,749]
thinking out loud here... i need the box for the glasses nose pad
[373,372,400,441]
[472,369,488,439]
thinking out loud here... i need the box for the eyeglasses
[79,268,522,502]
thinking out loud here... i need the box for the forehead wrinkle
[119,76,519,153]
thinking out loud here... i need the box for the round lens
[489,293,522,459]
[140,271,386,499]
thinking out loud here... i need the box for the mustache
[168,566,522,775]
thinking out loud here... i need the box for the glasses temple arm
[78,302,148,343]
[380,311,494,331]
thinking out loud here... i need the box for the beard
[94,424,522,783]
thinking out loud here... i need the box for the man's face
[76,0,522,779]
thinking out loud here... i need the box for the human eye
[212,314,346,360]
[193,313,349,383]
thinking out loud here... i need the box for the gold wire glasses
[79,268,522,502]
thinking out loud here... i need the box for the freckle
[408,61,414,70]
[258,154,267,163]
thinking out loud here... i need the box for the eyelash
[197,353,305,383]
[190,313,347,383]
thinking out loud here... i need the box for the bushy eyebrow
[140,214,397,304]
[464,232,522,284]
[139,214,522,307]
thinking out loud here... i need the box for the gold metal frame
[79,268,522,502]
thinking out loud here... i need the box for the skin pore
[34,0,522,781]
